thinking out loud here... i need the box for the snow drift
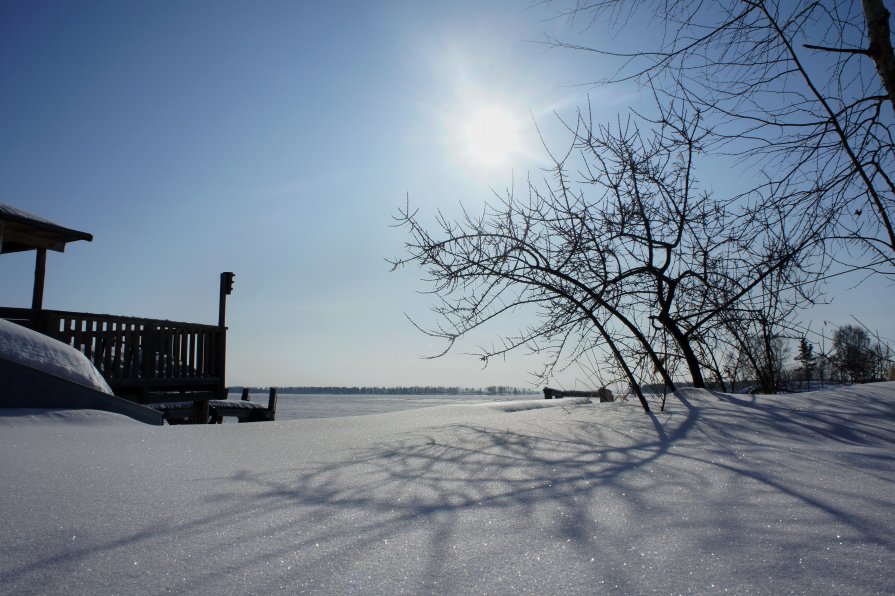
[0,383,893,593]
[0,319,162,424]
[0,318,111,394]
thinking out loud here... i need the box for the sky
[0,0,891,388]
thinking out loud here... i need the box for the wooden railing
[0,307,31,327]
[1,307,225,403]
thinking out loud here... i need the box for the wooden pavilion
[0,203,93,319]
[0,203,273,423]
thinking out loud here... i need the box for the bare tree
[711,265,802,393]
[545,0,895,275]
[393,106,817,408]
[872,340,894,379]
[735,332,789,393]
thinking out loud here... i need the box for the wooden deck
[2,306,276,424]
[0,206,269,424]
[1,307,224,403]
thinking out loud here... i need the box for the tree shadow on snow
[188,394,892,591]
[3,392,893,593]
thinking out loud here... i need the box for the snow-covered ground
[1,383,893,593]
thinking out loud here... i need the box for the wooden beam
[217,272,233,400]
[31,248,47,312]
[0,204,92,254]
[2,224,70,252]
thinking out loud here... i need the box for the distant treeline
[235,385,538,396]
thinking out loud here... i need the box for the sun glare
[461,105,522,167]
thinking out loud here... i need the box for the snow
[1,383,893,593]
[0,318,112,394]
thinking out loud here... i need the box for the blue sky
[1,1,890,388]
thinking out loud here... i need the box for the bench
[543,386,615,402]
[148,388,278,424]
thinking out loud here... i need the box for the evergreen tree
[795,337,816,386]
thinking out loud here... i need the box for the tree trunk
[594,318,651,413]
[863,0,895,112]
[659,313,706,388]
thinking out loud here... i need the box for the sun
[461,105,522,167]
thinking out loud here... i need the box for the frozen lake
[241,391,531,421]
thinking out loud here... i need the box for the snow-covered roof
[0,203,93,254]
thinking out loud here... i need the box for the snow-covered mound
[475,395,592,412]
[0,383,893,593]
[0,318,112,394]
[0,408,143,426]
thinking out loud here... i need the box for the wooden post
[192,399,209,424]
[242,387,250,401]
[199,271,233,424]
[30,248,47,328]
[219,272,234,327]
[216,272,234,404]
[267,387,278,420]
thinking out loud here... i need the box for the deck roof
[0,203,93,254]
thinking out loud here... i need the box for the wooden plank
[144,326,153,378]
[116,321,126,378]
[134,323,143,378]
[169,328,178,378]
[80,318,91,364]
[0,306,32,325]
[184,331,193,377]
[169,327,177,378]
[30,308,221,332]
[81,317,93,362]
[179,329,188,378]
[111,376,222,388]
[158,328,169,378]
[192,331,200,375]
[108,321,121,379]
[128,325,137,380]
[168,328,177,378]
[117,323,128,378]
[102,319,114,377]
[196,330,205,376]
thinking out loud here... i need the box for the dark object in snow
[543,387,614,402]
[211,387,277,424]
[0,357,163,425]
[147,388,278,424]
